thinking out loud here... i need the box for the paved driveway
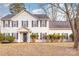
[0,42,79,56]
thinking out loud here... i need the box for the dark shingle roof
[33,14,49,19]
[0,11,70,29]
[1,14,15,20]
[1,14,49,21]
[49,21,71,28]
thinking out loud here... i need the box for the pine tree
[9,3,26,14]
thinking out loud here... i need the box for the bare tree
[39,3,79,48]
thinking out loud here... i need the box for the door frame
[23,32,28,42]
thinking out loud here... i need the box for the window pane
[12,21,18,27]
[3,21,10,27]
[22,21,28,27]
[62,33,68,39]
[32,21,38,27]
[40,33,47,40]
[5,33,10,36]
[40,20,47,27]
[12,33,18,39]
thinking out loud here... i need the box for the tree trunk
[74,16,79,48]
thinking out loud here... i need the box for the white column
[27,32,31,42]
[18,32,23,42]
[38,20,40,40]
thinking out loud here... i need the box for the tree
[39,3,79,49]
[9,3,26,14]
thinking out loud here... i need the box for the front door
[23,33,27,42]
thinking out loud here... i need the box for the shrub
[47,34,53,40]
[47,34,53,42]
[60,34,65,39]
[5,36,15,42]
[69,33,74,41]
[53,34,61,39]
[0,33,5,41]
[30,33,39,39]
[43,35,50,42]
[43,35,48,39]
[30,33,39,42]
[55,34,60,39]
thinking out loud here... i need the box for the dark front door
[23,33,27,42]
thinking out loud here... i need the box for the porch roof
[18,27,31,33]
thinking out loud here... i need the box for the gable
[11,10,37,21]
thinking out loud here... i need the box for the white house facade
[0,10,72,42]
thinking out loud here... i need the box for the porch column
[18,32,23,42]
[27,32,31,42]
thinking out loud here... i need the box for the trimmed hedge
[5,36,15,43]
[0,33,15,43]
[30,33,39,42]
[0,33,5,41]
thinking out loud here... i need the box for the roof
[49,21,71,28]
[33,14,49,19]
[1,14,15,20]
[1,14,49,21]
[0,10,71,29]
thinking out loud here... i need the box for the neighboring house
[0,10,72,42]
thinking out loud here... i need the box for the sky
[0,3,46,17]
[0,3,66,21]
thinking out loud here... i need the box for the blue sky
[0,3,45,17]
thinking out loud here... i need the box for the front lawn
[0,42,79,56]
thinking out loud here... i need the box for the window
[4,33,10,36]
[32,21,38,27]
[22,21,28,27]
[62,33,68,39]
[12,21,18,27]
[40,20,47,27]
[12,33,18,39]
[40,33,47,40]
[3,21,10,27]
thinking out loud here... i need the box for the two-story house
[0,10,72,42]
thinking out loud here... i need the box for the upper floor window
[3,21,10,27]
[40,20,47,27]
[12,21,18,27]
[32,20,38,27]
[22,21,28,27]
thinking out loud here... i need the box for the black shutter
[12,21,13,27]
[17,21,18,27]
[27,21,28,27]
[3,21,5,27]
[32,21,33,27]
[22,21,23,27]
